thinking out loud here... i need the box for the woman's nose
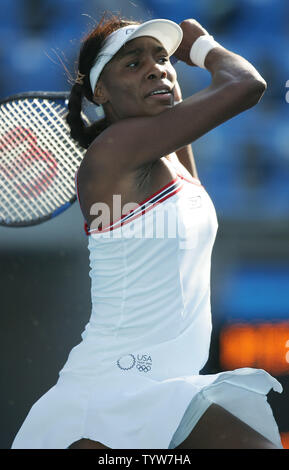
[146,63,167,80]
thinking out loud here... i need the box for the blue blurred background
[1,0,289,449]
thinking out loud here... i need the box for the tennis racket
[0,91,91,227]
[0,58,179,228]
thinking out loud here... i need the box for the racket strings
[0,106,50,220]
[28,101,80,189]
[0,96,85,225]
[0,105,62,221]
[21,101,75,200]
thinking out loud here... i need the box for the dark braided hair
[66,13,140,149]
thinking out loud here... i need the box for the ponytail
[66,82,109,149]
[66,83,87,147]
[66,13,140,149]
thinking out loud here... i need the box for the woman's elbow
[239,75,267,109]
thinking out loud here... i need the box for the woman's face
[94,36,177,122]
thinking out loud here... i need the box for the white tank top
[61,156,218,380]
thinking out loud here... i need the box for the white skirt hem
[11,367,283,449]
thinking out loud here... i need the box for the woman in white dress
[12,14,283,449]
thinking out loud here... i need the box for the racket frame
[0,91,85,228]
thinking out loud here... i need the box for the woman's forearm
[176,19,267,113]
[205,47,267,108]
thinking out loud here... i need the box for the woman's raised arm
[87,19,266,173]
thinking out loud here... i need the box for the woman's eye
[126,61,139,68]
[126,57,168,68]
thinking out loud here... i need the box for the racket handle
[170,55,179,65]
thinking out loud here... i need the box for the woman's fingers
[174,19,210,66]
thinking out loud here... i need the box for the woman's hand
[174,19,210,66]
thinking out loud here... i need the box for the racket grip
[170,55,179,65]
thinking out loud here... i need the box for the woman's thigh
[67,403,280,449]
[68,438,110,449]
[175,403,280,449]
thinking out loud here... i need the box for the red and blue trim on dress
[75,170,201,236]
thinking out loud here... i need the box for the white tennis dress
[11,155,283,449]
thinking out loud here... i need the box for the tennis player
[12,15,283,449]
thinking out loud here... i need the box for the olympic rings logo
[136,363,151,372]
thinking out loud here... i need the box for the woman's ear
[93,82,109,105]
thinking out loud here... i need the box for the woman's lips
[145,92,173,102]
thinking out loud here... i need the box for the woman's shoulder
[75,151,179,229]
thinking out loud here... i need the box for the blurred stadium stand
[1,0,288,449]
[0,0,288,219]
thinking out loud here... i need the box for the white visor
[89,19,183,93]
